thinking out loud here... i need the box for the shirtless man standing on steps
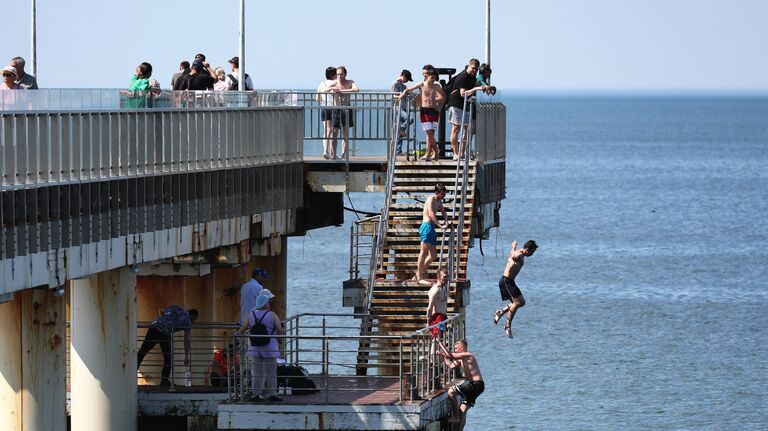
[494,240,538,338]
[416,184,449,285]
[438,339,484,430]
[398,69,446,161]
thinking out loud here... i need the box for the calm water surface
[287,96,768,430]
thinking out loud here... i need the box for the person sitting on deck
[415,183,449,285]
[438,339,485,431]
[209,341,240,387]
[137,305,199,386]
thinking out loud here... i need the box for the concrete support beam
[21,289,67,431]
[0,297,22,431]
[70,268,137,431]
[0,290,66,431]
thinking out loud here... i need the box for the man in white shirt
[240,268,268,322]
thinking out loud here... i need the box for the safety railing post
[399,337,404,403]
[349,225,355,280]
[323,337,329,404]
[169,330,176,392]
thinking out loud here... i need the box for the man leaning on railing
[137,305,199,386]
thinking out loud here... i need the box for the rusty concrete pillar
[0,296,22,431]
[21,289,67,431]
[70,267,137,431]
[0,290,67,431]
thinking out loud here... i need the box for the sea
[286,95,768,430]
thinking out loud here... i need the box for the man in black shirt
[174,61,214,91]
[446,59,492,160]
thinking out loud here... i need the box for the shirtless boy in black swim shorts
[494,240,538,338]
[438,340,484,431]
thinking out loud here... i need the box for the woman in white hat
[1,66,23,90]
[238,288,284,401]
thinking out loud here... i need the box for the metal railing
[474,101,506,162]
[435,94,476,281]
[354,99,402,370]
[233,312,465,402]
[348,215,378,280]
[66,321,243,392]
[64,312,463,402]
[254,90,417,160]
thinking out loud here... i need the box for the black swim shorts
[453,379,485,408]
[499,276,522,301]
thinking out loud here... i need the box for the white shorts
[448,107,470,126]
[422,121,438,131]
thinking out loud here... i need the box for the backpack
[227,73,252,90]
[249,310,273,346]
[277,365,318,395]
[442,73,459,96]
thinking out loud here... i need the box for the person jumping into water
[494,240,538,338]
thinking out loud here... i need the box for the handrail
[437,93,476,280]
[355,99,401,373]
[233,312,464,401]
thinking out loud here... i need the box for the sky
[3,0,768,91]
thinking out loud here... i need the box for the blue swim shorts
[419,222,437,246]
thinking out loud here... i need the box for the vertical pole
[238,0,245,91]
[31,0,37,78]
[70,268,137,431]
[485,0,491,66]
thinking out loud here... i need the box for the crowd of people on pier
[3,53,498,163]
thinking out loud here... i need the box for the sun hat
[2,66,17,76]
[253,288,275,310]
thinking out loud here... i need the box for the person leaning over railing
[137,305,199,386]
[123,62,160,108]
[237,289,285,402]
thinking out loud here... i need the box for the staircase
[356,159,477,373]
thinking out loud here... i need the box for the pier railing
[231,312,465,402]
[1,92,305,293]
[64,312,463,403]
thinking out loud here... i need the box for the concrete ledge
[218,403,421,430]
[137,391,229,416]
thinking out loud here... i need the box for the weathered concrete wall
[0,290,67,431]
[0,296,22,431]
[70,267,137,431]
[21,289,67,431]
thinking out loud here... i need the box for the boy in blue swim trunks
[416,183,449,284]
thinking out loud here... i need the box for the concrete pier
[0,290,67,431]
[70,268,137,431]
